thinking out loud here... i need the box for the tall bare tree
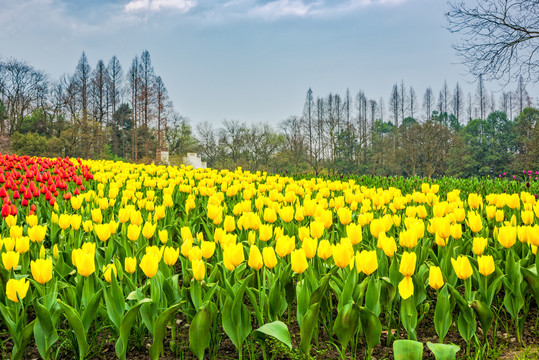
[107,56,123,156]
[423,87,434,121]
[447,0,539,83]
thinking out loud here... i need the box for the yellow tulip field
[0,154,538,359]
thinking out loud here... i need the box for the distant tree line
[1,53,538,177]
[196,82,538,178]
[0,51,176,162]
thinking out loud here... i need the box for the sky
[0,0,529,126]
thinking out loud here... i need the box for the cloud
[124,0,196,12]
[248,0,314,19]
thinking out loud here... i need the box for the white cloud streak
[124,0,196,12]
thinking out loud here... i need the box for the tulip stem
[260,268,265,323]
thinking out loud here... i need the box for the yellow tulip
[451,255,473,280]
[498,226,517,248]
[91,209,102,224]
[317,239,332,260]
[82,220,93,233]
[158,229,168,244]
[139,253,160,278]
[332,243,351,269]
[291,249,308,274]
[57,214,71,230]
[450,223,462,240]
[473,237,488,256]
[71,215,82,230]
[200,241,216,259]
[75,252,95,277]
[486,205,496,219]
[398,276,414,299]
[309,221,324,240]
[26,214,38,227]
[337,207,352,225]
[428,266,444,290]
[71,195,83,210]
[478,255,495,276]
[102,263,118,283]
[10,225,23,239]
[125,257,137,274]
[275,235,295,257]
[495,210,504,222]
[467,211,483,233]
[2,251,19,270]
[6,278,29,303]
[356,250,378,276]
[28,225,47,243]
[163,246,180,266]
[15,236,29,254]
[399,252,417,277]
[31,258,53,284]
[302,237,317,259]
[248,245,263,270]
[279,206,294,223]
[94,223,111,242]
[370,219,385,238]
[259,224,273,242]
[192,259,205,281]
[5,214,17,227]
[223,215,236,232]
[263,208,277,223]
[298,226,310,242]
[346,223,363,245]
[53,244,59,260]
[142,222,157,239]
[399,228,418,249]
[263,246,278,269]
[127,224,141,242]
[521,210,534,225]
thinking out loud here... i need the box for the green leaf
[57,300,90,360]
[365,276,381,316]
[358,306,382,350]
[299,301,320,355]
[12,320,36,360]
[434,285,451,342]
[521,267,539,308]
[400,296,418,340]
[149,302,184,360]
[189,306,213,360]
[393,339,423,360]
[103,274,125,330]
[82,288,103,333]
[426,342,460,360]
[470,300,493,338]
[254,321,292,350]
[115,298,151,360]
[333,302,360,350]
[33,299,59,360]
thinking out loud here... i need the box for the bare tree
[399,80,407,123]
[280,116,305,171]
[107,56,123,156]
[475,74,488,119]
[423,87,434,121]
[74,53,91,157]
[0,58,48,135]
[128,57,140,162]
[196,121,219,167]
[139,50,155,158]
[452,82,464,124]
[446,0,539,83]
[390,84,399,129]
[409,86,417,119]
